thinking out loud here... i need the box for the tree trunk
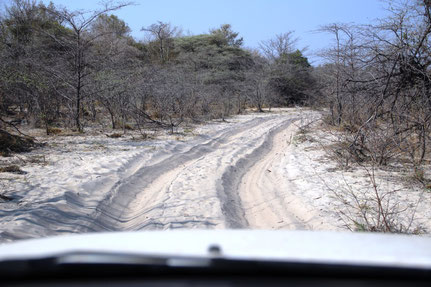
[75,92,81,132]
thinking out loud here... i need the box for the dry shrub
[0,165,26,174]
[312,117,426,234]
[47,127,62,135]
[124,124,134,130]
[140,133,155,140]
[331,166,424,234]
[106,133,122,138]
[0,130,35,156]
[151,111,161,120]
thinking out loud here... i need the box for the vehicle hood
[0,230,430,269]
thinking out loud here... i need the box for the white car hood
[0,230,430,269]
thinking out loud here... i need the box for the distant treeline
[2,0,428,171]
[0,0,315,134]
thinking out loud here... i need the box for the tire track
[218,118,297,228]
[84,115,283,231]
[238,119,325,230]
[0,112,304,242]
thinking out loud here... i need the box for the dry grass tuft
[0,165,26,174]
[106,133,122,138]
[47,127,62,135]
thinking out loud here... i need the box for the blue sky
[4,0,389,64]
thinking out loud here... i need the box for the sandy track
[1,110,325,241]
[86,115,293,231]
[239,122,329,230]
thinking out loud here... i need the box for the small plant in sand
[27,155,47,165]
[300,118,426,234]
[106,133,122,138]
[291,116,319,145]
[47,127,62,135]
[183,128,194,134]
[330,164,424,234]
[0,165,26,174]
[124,124,134,131]
[411,167,431,190]
[0,131,35,156]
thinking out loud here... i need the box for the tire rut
[82,115,280,232]
[217,118,297,228]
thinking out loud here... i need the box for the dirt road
[0,110,331,241]
[86,113,299,231]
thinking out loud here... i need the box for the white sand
[240,120,337,230]
[281,115,431,233]
[0,108,429,242]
